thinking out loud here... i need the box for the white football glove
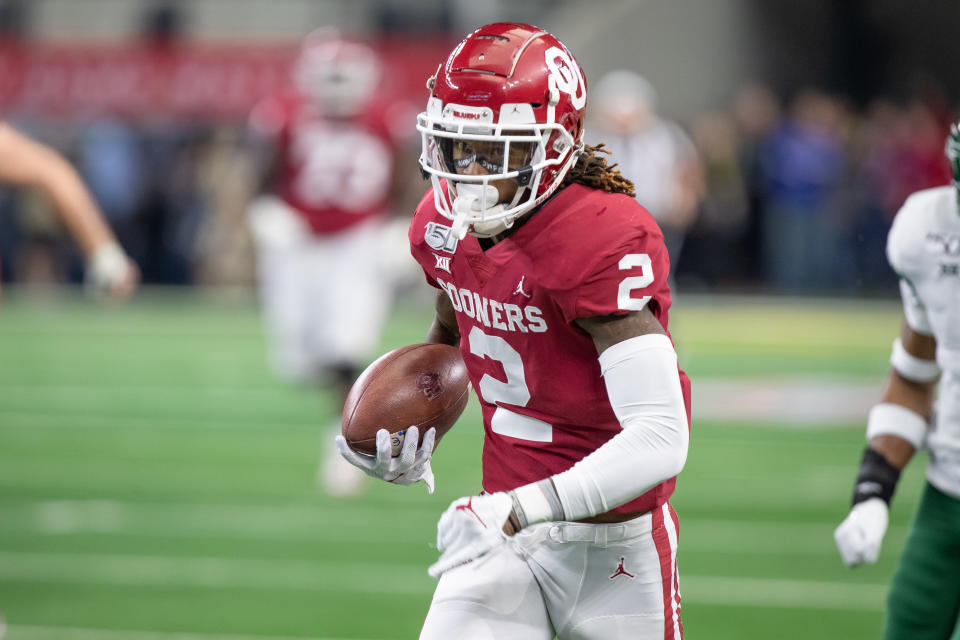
[85,242,138,299]
[428,492,513,579]
[335,426,436,494]
[834,498,889,567]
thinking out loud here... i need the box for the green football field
[0,289,925,639]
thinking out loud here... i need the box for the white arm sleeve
[546,334,689,521]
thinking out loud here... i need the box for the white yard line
[4,625,357,640]
[0,377,883,429]
[0,500,435,543]
[692,377,882,423]
[0,500,907,554]
[0,550,886,612]
[0,411,317,432]
[681,575,887,612]
[0,551,433,595]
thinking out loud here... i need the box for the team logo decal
[545,46,586,110]
[609,557,636,580]
[513,275,532,299]
[926,231,960,256]
[425,221,459,253]
[434,254,452,273]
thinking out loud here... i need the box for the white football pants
[247,195,391,382]
[421,503,682,640]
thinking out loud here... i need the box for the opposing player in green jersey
[835,120,960,640]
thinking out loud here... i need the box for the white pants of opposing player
[247,195,392,382]
[421,503,682,640]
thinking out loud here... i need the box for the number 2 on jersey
[618,253,653,310]
[467,326,553,442]
[466,253,653,442]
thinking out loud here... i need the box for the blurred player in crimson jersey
[246,31,410,497]
[336,23,691,639]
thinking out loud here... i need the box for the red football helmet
[417,23,587,238]
[293,29,380,116]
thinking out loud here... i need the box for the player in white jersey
[834,120,960,640]
[0,121,138,299]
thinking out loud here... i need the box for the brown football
[341,343,470,456]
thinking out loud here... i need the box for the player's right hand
[335,426,436,494]
[834,498,889,567]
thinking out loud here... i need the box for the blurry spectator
[682,110,750,286]
[141,0,184,52]
[849,98,951,291]
[0,0,26,39]
[731,83,781,283]
[848,100,908,291]
[136,123,207,284]
[0,120,139,299]
[78,119,145,253]
[758,89,846,292]
[588,70,703,266]
[245,31,409,497]
[192,126,259,286]
[898,100,952,198]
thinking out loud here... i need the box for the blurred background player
[834,120,960,639]
[246,30,409,497]
[588,69,704,267]
[0,120,139,300]
[338,23,691,638]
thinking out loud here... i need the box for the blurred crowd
[0,46,955,297]
[677,83,953,294]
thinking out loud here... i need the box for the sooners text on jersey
[409,183,693,515]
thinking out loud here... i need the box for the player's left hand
[428,492,513,578]
[834,498,889,567]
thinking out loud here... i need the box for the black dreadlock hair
[561,143,635,197]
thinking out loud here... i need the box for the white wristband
[511,479,564,527]
[866,403,928,450]
[890,338,940,383]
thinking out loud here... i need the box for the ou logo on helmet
[544,46,586,110]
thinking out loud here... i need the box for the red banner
[0,36,454,121]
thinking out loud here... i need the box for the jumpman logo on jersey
[455,498,487,528]
[609,557,636,580]
[513,275,532,298]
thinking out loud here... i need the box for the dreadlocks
[561,143,635,197]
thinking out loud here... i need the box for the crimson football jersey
[250,92,398,235]
[409,183,692,515]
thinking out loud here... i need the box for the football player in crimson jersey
[834,121,960,640]
[246,31,410,497]
[335,23,691,639]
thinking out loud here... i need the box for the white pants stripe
[654,502,683,640]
